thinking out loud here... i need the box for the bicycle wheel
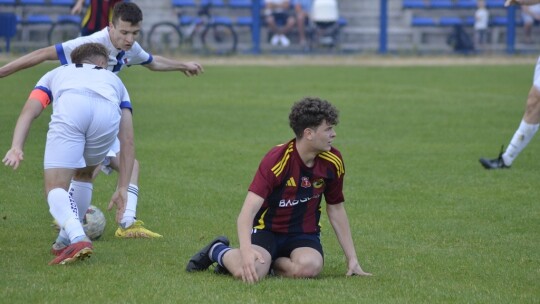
[201,23,237,55]
[147,22,183,55]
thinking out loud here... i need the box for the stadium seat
[229,0,251,9]
[430,0,453,9]
[411,16,437,26]
[455,0,476,9]
[403,0,429,9]
[439,16,462,26]
[486,0,505,8]
[201,0,225,8]
[172,0,196,7]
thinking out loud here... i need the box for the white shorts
[44,94,121,169]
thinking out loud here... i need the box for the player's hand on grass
[2,148,24,170]
[346,259,372,277]
[240,247,264,284]
[108,188,127,223]
[182,62,204,77]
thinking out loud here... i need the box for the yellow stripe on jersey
[254,208,269,230]
[271,141,294,177]
[318,151,344,178]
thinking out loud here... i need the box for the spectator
[521,3,540,44]
[264,0,295,47]
[72,0,124,36]
[311,0,340,46]
[293,0,313,48]
[474,0,489,48]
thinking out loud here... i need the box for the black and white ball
[83,205,106,240]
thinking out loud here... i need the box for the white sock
[48,188,86,243]
[121,184,138,228]
[69,180,93,220]
[503,120,539,165]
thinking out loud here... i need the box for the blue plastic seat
[456,0,476,9]
[212,16,232,25]
[430,0,453,9]
[412,16,436,26]
[57,15,82,24]
[172,0,196,7]
[439,16,462,26]
[235,16,253,26]
[486,0,505,8]
[23,14,53,24]
[403,0,429,9]
[201,0,225,7]
[229,0,251,9]
[490,15,508,26]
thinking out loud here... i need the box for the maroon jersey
[81,0,123,34]
[248,139,345,234]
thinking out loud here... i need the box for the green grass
[0,61,539,303]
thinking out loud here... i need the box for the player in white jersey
[0,2,201,242]
[3,43,135,265]
[479,0,540,169]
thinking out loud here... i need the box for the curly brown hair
[289,97,339,138]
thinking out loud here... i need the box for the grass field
[0,59,539,303]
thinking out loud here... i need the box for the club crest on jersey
[313,179,324,189]
[301,177,311,188]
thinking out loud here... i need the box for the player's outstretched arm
[144,55,204,77]
[326,202,372,277]
[506,0,540,6]
[108,108,134,223]
[0,46,58,78]
[2,98,44,169]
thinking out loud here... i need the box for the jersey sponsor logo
[285,177,297,187]
[278,194,321,208]
[301,176,311,188]
[313,178,324,189]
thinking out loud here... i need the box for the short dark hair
[289,97,339,138]
[112,2,143,26]
[70,43,109,64]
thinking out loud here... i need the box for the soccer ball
[83,205,106,240]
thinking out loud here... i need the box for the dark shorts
[251,229,324,261]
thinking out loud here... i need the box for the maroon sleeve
[248,152,277,199]
[323,149,345,204]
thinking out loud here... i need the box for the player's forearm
[516,0,540,5]
[0,46,57,78]
[117,111,135,190]
[11,101,43,150]
[327,203,360,262]
[146,55,185,71]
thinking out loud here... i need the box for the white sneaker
[270,34,279,46]
[279,35,290,47]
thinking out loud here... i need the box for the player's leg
[272,247,323,278]
[220,246,272,281]
[480,56,540,169]
[272,234,324,278]
[501,86,540,166]
[45,167,94,265]
[106,154,162,238]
